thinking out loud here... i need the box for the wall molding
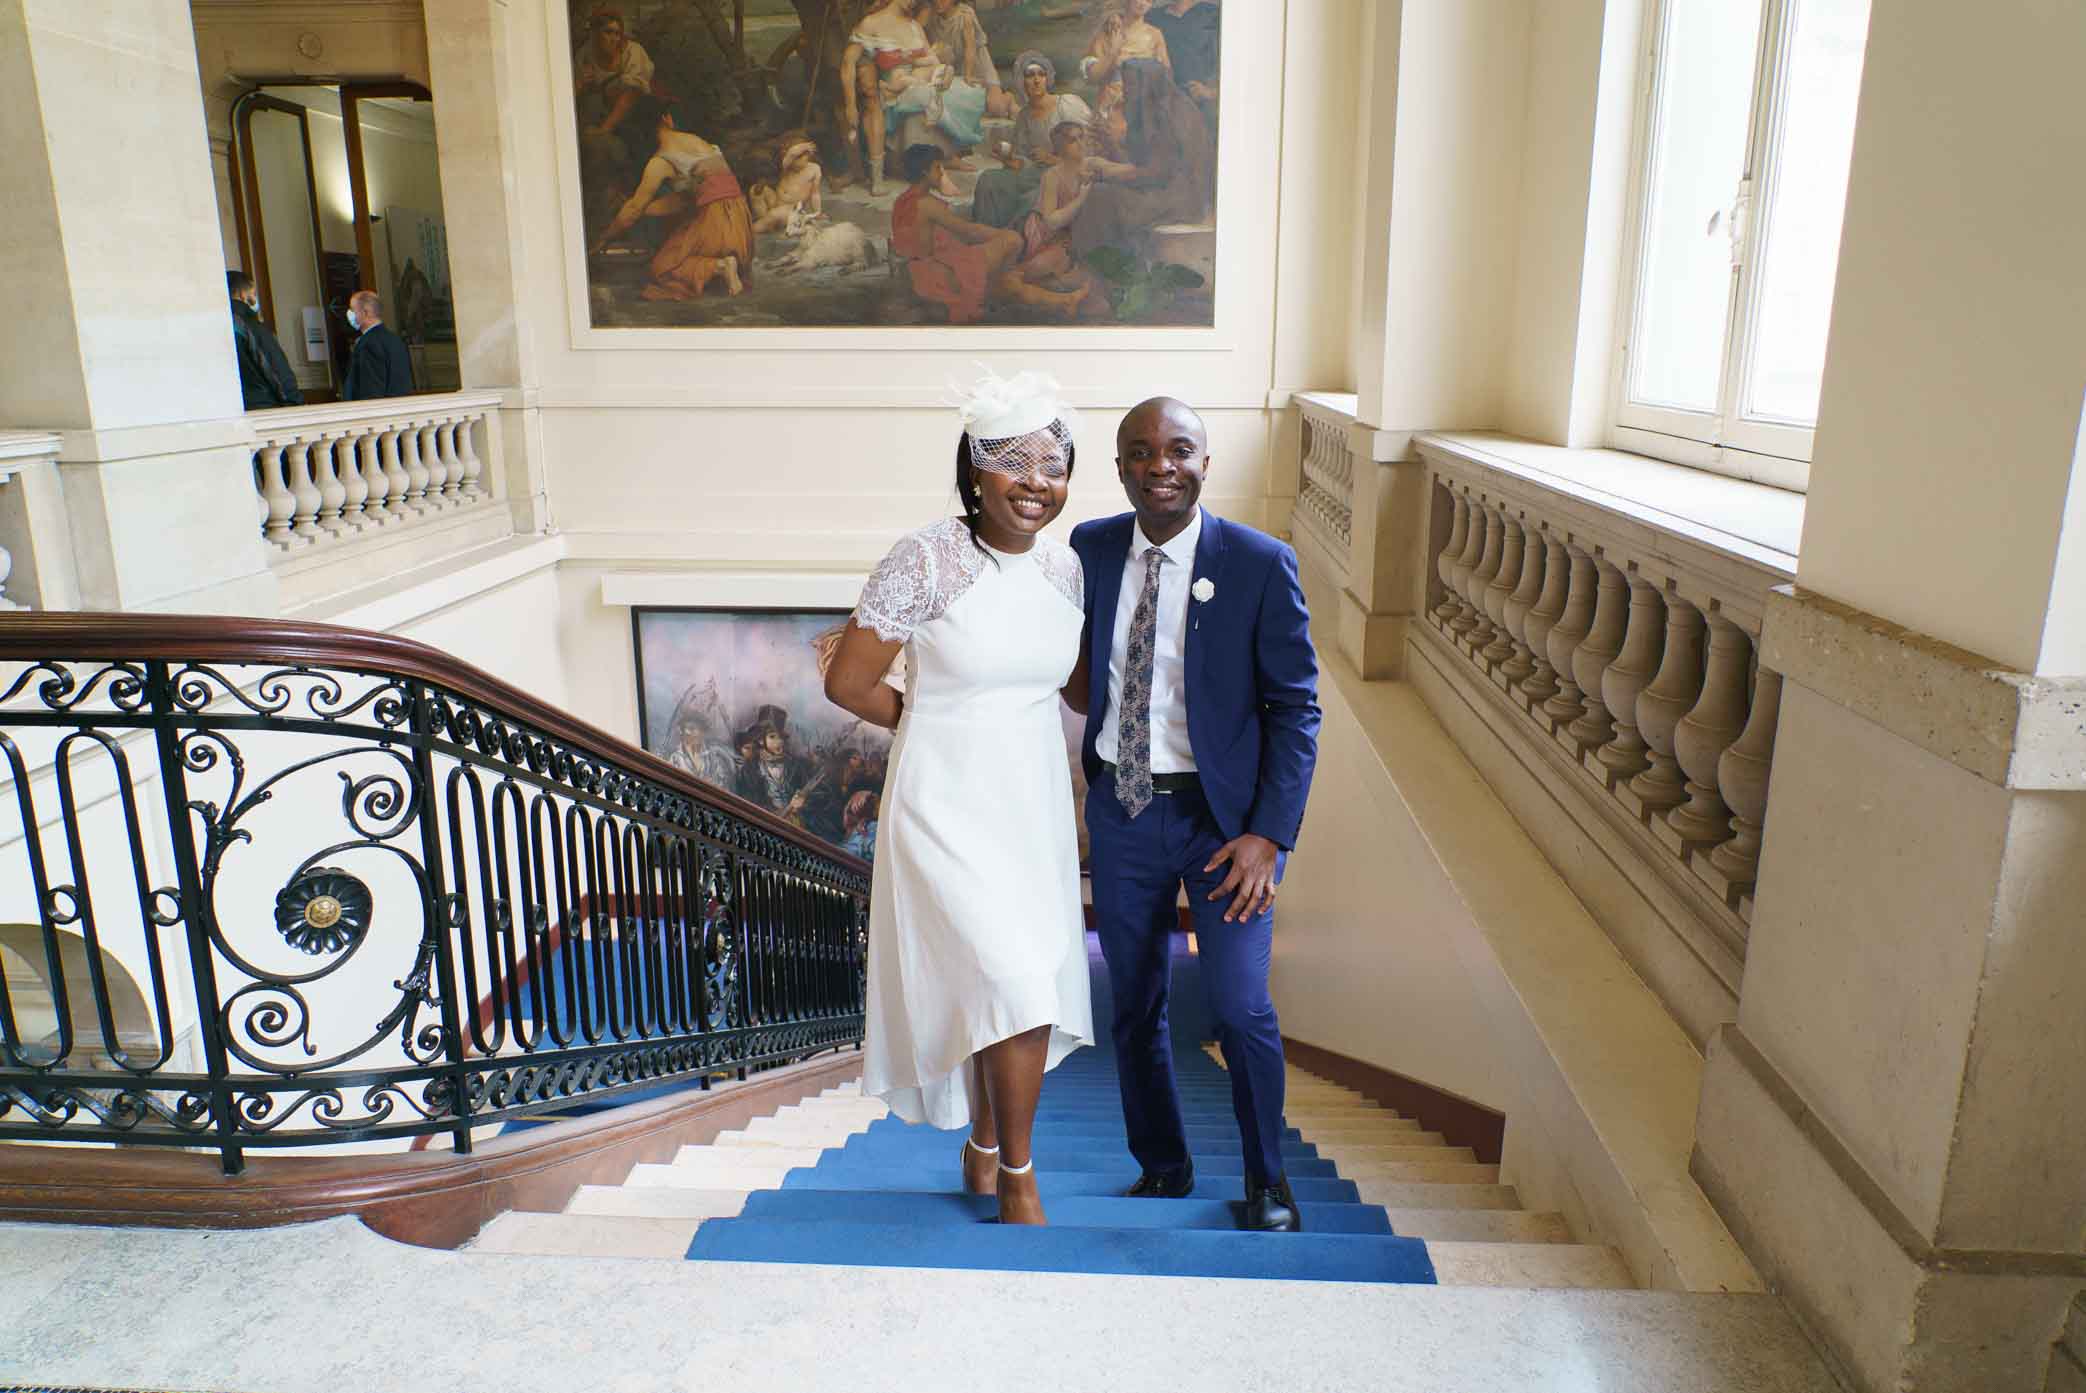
[1699,1023,2086,1279]
[1763,585,2086,790]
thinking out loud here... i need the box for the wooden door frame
[337,82,434,291]
[229,91,328,338]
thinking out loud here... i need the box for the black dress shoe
[1244,1176,1301,1231]
[1124,1160,1195,1198]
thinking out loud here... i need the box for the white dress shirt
[1097,509,1202,773]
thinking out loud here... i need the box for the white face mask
[346,309,361,330]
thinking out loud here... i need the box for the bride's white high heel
[995,1155,1045,1226]
[963,1136,1000,1197]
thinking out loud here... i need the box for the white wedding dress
[853,517,1095,1128]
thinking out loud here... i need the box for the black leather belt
[1101,762,1201,795]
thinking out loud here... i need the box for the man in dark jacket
[341,290,417,400]
[228,271,303,410]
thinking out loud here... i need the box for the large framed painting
[632,606,1092,867]
[570,0,1221,328]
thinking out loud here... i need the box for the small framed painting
[632,605,1092,868]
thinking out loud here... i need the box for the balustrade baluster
[1519,533,1571,708]
[1479,512,1526,667]
[400,425,433,513]
[312,437,349,536]
[1705,666,1783,901]
[356,433,392,525]
[1623,591,1705,818]
[1500,522,1548,685]
[286,440,323,541]
[1538,543,1597,729]
[456,415,486,500]
[1446,489,1487,633]
[334,435,369,530]
[1564,555,1630,754]
[435,421,465,504]
[1665,612,1755,851]
[1433,489,1470,626]
[417,424,450,507]
[380,427,414,515]
[257,442,297,547]
[1595,571,1666,783]
[1462,504,1505,650]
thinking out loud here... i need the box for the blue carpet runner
[684,933,1437,1284]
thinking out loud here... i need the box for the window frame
[1609,0,1853,493]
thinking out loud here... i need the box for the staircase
[471,1041,1631,1288]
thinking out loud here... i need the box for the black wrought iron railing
[0,614,869,1173]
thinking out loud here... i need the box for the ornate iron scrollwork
[0,646,868,1173]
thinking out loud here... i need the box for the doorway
[227,84,460,402]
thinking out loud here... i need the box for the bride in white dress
[823,372,1095,1226]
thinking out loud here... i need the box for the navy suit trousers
[1086,767,1288,1186]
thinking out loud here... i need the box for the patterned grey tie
[1114,548,1166,818]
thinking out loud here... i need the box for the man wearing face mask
[341,290,416,401]
[227,271,303,410]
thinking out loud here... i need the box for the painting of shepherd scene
[574,0,1221,327]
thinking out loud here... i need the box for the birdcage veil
[951,367,1077,478]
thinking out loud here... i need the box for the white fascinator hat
[952,366,1074,442]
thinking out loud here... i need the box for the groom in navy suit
[1071,397,1321,1232]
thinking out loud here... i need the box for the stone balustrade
[1414,433,1799,967]
[247,392,505,558]
[1294,393,1358,573]
[0,432,65,611]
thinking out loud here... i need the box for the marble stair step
[677,1143,825,1170]
[742,1115,874,1138]
[1330,1159,1500,1184]
[633,1158,798,1189]
[1351,1180,1521,1210]
[715,1129,857,1149]
[1284,1117,1435,1142]
[471,1211,699,1259]
[1316,1143,1474,1164]
[1290,1118,1425,1137]
[565,1185,752,1219]
[1424,1241,1635,1289]
[1383,1209,1574,1243]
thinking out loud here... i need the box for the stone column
[0,0,274,614]
[1692,6,2086,1390]
[423,0,548,535]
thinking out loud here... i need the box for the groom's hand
[1205,834,1279,924]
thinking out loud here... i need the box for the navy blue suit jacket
[1071,509,1321,852]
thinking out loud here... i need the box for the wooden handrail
[0,610,866,876]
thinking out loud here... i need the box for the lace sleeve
[854,530,939,644]
[1036,539,1085,613]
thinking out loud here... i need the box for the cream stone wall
[1498,0,1638,447]
[1796,0,2086,675]
[1352,0,1532,433]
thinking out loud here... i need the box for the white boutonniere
[1191,578,1216,603]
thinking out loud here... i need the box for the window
[1613,0,1872,489]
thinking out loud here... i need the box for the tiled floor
[0,1217,1848,1393]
